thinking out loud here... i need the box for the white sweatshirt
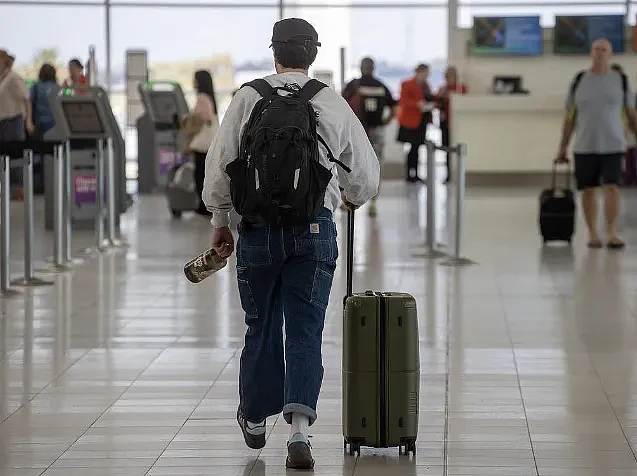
[202,71,380,228]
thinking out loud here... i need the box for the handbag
[189,114,219,153]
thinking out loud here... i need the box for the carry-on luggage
[166,160,199,218]
[539,162,576,244]
[342,208,420,456]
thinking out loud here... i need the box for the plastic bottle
[183,248,227,283]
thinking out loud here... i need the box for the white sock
[289,412,309,440]
[246,419,265,435]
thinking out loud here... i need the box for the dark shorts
[574,153,623,190]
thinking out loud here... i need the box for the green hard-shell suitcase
[342,209,420,456]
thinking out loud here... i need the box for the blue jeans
[236,207,338,426]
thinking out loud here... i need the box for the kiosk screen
[149,91,179,124]
[62,101,105,135]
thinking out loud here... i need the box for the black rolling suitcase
[342,208,420,456]
[539,163,575,244]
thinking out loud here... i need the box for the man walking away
[202,17,380,469]
[556,38,637,249]
[342,57,397,216]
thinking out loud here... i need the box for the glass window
[110,6,278,120]
[458,5,627,27]
[0,5,105,83]
[286,6,447,95]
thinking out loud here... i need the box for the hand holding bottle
[212,227,235,259]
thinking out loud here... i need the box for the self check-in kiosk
[44,87,129,231]
[44,88,112,231]
[136,81,189,193]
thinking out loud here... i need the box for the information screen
[471,16,543,56]
[554,15,624,54]
[61,101,105,135]
[149,91,179,124]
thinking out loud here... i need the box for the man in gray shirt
[557,38,637,249]
[202,18,379,470]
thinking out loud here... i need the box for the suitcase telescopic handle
[346,208,355,299]
[551,161,572,191]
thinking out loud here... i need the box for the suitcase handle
[345,208,355,299]
[551,161,572,191]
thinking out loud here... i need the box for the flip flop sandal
[607,240,625,250]
[587,240,603,249]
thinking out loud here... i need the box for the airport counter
[450,95,567,185]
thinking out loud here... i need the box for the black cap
[271,18,321,47]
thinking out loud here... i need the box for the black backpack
[226,78,351,226]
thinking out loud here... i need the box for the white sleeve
[336,106,380,206]
[202,87,252,228]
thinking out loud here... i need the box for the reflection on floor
[3,181,637,476]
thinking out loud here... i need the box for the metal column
[339,47,346,94]
[11,150,53,287]
[447,0,458,64]
[106,138,127,248]
[105,0,112,94]
[413,141,447,259]
[95,139,108,252]
[441,143,475,267]
[0,155,20,297]
[39,145,71,273]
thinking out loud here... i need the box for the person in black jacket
[342,57,396,216]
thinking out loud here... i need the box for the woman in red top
[62,58,87,88]
[397,63,436,183]
[436,66,467,183]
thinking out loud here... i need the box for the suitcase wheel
[171,209,182,219]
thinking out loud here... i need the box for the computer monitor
[148,91,179,125]
[61,101,106,136]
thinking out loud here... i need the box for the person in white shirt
[202,17,379,470]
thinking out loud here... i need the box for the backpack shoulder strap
[620,72,629,109]
[571,70,586,97]
[242,78,274,101]
[298,79,327,103]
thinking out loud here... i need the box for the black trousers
[193,151,209,214]
[406,143,420,180]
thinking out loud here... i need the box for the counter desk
[450,94,568,183]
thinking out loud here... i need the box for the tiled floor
[3,179,637,475]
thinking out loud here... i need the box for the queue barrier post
[441,142,476,267]
[11,149,54,287]
[412,140,448,259]
[0,153,20,297]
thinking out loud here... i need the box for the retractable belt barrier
[0,140,60,297]
[0,135,128,300]
[411,140,475,267]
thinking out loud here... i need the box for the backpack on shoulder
[225,78,350,226]
[570,69,629,115]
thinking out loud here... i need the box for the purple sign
[74,175,97,206]
[158,148,176,176]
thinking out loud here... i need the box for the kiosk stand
[136,81,189,193]
[47,91,117,254]
[44,87,130,235]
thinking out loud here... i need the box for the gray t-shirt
[565,70,632,154]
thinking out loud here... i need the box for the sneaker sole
[286,441,315,470]
[236,412,266,449]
